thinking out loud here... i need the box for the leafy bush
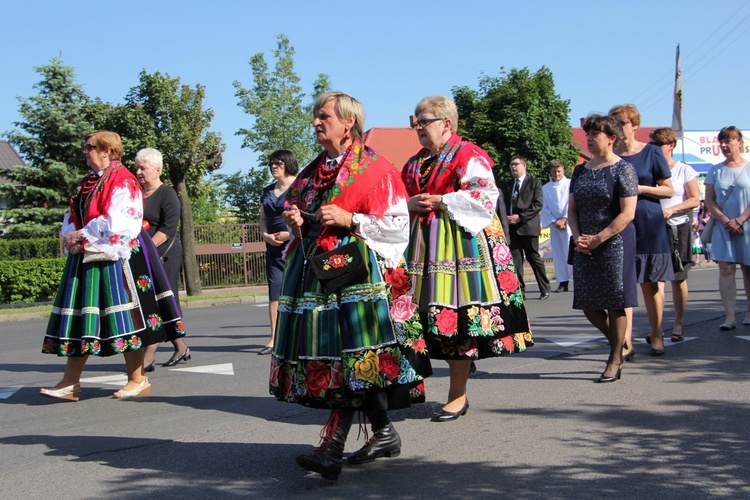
[0,258,65,303]
[0,237,62,260]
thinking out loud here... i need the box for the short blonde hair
[608,104,641,127]
[313,91,365,140]
[415,95,458,132]
[135,148,164,176]
[86,131,124,161]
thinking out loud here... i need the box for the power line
[628,1,750,105]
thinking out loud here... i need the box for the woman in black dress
[569,115,638,382]
[258,150,298,355]
[135,148,190,370]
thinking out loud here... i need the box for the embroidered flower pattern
[43,334,145,356]
[147,314,162,331]
[321,252,352,270]
[136,275,152,292]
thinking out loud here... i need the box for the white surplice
[541,177,572,283]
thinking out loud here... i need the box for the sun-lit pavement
[1,266,748,499]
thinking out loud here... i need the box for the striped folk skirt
[405,212,533,360]
[270,232,431,409]
[42,229,185,357]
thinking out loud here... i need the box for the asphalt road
[1,266,749,499]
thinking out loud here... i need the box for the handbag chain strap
[715,161,749,212]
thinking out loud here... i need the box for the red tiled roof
[364,127,662,169]
[0,140,25,185]
[363,127,422,171]
[572,127,658,163]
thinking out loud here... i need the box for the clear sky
[1,0,748,174]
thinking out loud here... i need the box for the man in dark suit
[503,156,551,299]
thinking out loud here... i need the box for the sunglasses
[83,144,97,152]
[409,117,445,130]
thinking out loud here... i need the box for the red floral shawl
[401,133,494,222]
[285,138,406,251]
[69,161,142,230]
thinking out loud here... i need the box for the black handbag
[567,236,575,265]
[310,242,368,294]
[668,223,685,274]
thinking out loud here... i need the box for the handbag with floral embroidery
[310,242,368,294]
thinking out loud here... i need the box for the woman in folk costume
[40,131,184,401]
[402,95,532,423]
[270,92,431,481]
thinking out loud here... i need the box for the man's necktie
[512,179,520,211]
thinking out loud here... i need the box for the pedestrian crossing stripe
[170,363,234,375]
[0,386,22,399]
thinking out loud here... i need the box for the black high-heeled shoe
[162,348,191,367]
[144,361,156,373]
[622,348,636,363]
[649,332,665,356]
[596,364,623,383]
[431,399,469,422]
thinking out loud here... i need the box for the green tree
[218,170,264,223]
[126,71,225,295]
[231,34,330,222]
[1,57,92,238]
[84,98,156,166]
[190,175,227,225]
[234,34,327,167]
[452,66,580,183]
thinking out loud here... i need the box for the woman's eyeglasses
[83,144,97,151]
[409,117,445,130]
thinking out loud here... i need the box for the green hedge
[0,237,62,260]
[0,258,66,304]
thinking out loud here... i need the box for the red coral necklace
[311,145,351,190]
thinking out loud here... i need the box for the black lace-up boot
[347,410,401,465]
[295,409,355,480]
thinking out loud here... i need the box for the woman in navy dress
[609,104,674,357]
[258,150,298,355]
[569,114,638,382]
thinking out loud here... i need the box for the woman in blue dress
[258,150,298,355]
[609,104,674,356]
[704,126,750,330]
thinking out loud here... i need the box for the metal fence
[192,223,267,289]
[188,223,556,290]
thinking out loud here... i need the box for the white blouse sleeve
[61,212,76,238]
[354,184,410,269]
[80,186,143,260]
[441,155,499,235]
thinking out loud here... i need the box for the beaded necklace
[70,172,100,228]
[312,145,351,190]
[418,156,437,189]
